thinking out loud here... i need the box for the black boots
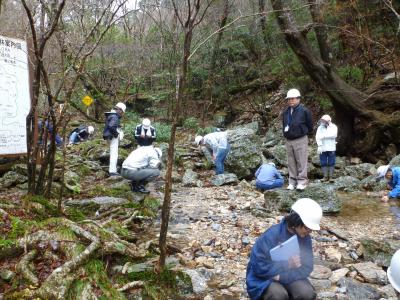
[131,180,150,194]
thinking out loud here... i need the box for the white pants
[109,137,119,173]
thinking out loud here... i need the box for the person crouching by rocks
[69,125,94,145]
[195,131,230,175]
[103,102,126,177]
[376,165,400,202]
[255,162,284,191]
[246,198,322,300]
[135,118,156,146]
[315,115,338,182]
[387,249,400,296]
[121,146,162,194]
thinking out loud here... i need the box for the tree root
[16,249,39,286]
[116,280,144,292]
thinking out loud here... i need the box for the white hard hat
[291,198,322,230]
[154,147,162,159]
[388,249,400,292]
[115,102,126,113]
[267,162,276,167]
[142,118,151,129]
[195,135,203,145]
[321,115,331,122]
[376,165,390,180]
[285,88,301,99]
[88,126,94,134]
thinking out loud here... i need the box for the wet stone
[352,262,388,285]
[310,265,332,279]
[337,277,382,300]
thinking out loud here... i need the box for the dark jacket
[103,111,121,140]
[70,125,89,142]
[134,124,156,146]
[282,104,313,140]
[246,219,314,300]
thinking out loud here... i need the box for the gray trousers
[262,280,316,300]
[121,168,160,183]
[285,135,308,186]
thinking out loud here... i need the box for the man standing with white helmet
[134,118,156,146]
[376,165,400,202]
[315,115,338,182]
[282,89,313,190]
[103,102,126,176]
[246,198,322,300]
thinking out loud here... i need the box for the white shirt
[315,122,338,152]
[122,146,160,170]
[203,131,228,155]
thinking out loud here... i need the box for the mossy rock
[361,239,400,267]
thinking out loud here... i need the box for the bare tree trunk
[202,0,230,124]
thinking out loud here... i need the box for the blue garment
[388,167,400,198]
[103,111,121,140]
[246,219,314,300]
[255,164,283,190]
[256,178,284,191]
[215,144,230,174]
[319,151,336,167]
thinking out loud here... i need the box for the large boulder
[332,176,361,192]
[0,171,28,190]
[264,182,342,213]
[210,173,238,186]
[263,124,283,147]
[264,145,287,167]
[182,169,202,187]
[389,154,400,167]
[225,127,263,179]
[360,238,400,267]
[361,175,387,191]
[344,163,376,180]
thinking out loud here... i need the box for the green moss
[85,259,126,299]
[105,221,131,239]
[26,195,59,217]
[65,207,87,222]
[87,185,130,198]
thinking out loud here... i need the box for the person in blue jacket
[246,198,322,300]
[376,165,400,202]
[255,162,284,191]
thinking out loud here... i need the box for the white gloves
[317,147,323,155]
[117,128,124,141]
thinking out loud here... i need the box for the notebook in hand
[269,235,300,261]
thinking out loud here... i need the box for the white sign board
[0,35,30,155]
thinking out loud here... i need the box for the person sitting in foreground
[255,162,284,191]
[69,125,94,145]
[121,146,162,194]
[387,249,400,296]
[376,165,400,202]
[246,198,322,300]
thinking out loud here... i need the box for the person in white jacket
[121,146,162,193]
[315,115,338,182]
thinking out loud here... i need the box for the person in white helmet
[103,102,126,176]
[388,249,400,294]
[195,131,230,175]
[68,125,95,145]
[121,146,162,193]
[282,89,313,191]
[376,165,400,202]
[246,198,322,300]
[134,118,156,146]
[315,115,338,182]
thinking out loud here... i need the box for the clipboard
[269,235,300,261]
